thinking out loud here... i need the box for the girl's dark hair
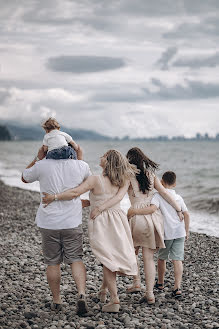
[126,147,159,193]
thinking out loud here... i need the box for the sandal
[139,292,155,305]
[155,280,164,291]
[102,298,120,313]
[172,288,182,298]
[98,289,108,303]
[126,279,141,294]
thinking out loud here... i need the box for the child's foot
[154,280,164,291]
[172,288,182,298]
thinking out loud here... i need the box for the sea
[0,140,218,237]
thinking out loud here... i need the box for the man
[22,146,91,315]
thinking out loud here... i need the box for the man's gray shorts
[39,225,83,265]
[158,237,185,261]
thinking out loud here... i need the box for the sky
[0,0,219,138]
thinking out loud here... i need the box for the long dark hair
[126,147,159,193]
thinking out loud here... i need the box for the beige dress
[128,173,165,250]
[88,175,138,276]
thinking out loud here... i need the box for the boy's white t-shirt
[151,189,188,240]
[43,130,73,152]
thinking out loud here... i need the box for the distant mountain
[0,125,12,140]
[2,122,111,141]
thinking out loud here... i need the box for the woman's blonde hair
[103,149,139,187]
[42,117,60,132]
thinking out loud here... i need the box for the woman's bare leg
[142,247,155,301]
[126,247,141,293]
[103,266,119,302]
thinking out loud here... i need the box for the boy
[42,117,79,160]
[127,171,190,298]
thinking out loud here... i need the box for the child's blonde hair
[103,149,139,187]
[42,117,60,132]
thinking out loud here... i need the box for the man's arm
[21,146,46,183]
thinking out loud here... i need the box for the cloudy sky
[0,0,219,138]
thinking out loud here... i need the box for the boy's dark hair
[162,171,176,185]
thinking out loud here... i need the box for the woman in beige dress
[42,149,138,313]
[125,147,182,304]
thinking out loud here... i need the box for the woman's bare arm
[90,180,130,219]
[154,176,181,212]
[42,175,96,207]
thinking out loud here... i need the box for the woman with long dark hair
[125,147,181,304]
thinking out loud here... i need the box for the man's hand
[185,231,190,241]
[127,207,136,219]
[90,207,101,220]
[42,192,55,207]
[37,146,46,160]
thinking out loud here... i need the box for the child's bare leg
[172,260,183,290]
[157,259,166,287]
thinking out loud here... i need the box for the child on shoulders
[127,171,190,298]
[42,117,79,160]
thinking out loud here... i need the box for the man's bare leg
[157,259,166,287]
[173,260,183,290]
[70,261,86,295]
[47,264,61,304]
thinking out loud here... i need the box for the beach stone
[209,306,217,314]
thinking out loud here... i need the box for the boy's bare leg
[157,259,166,286]
[47,264,62,304]
[70,261,86,295]
[172,260,183,290]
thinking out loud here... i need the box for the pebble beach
[0,180,219,329]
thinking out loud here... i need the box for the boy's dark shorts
[39,225,83,265]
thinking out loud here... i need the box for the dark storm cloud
[21,0,219,28]
[148,78,219,100]
[173,52,219,68]
[156,47,178,70]
[46,55,126,73]
[92,79,219,103]
[164,15,219,41]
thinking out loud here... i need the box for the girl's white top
[43,130,73,152]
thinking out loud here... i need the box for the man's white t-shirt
[43,130,73,152]
[22,159,91,229]
[151,189,188,240]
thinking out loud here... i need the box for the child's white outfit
[151,189,188,260]
[43,130,73,152]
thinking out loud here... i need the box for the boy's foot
[172,288,182,298]
[154,280,164,291]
